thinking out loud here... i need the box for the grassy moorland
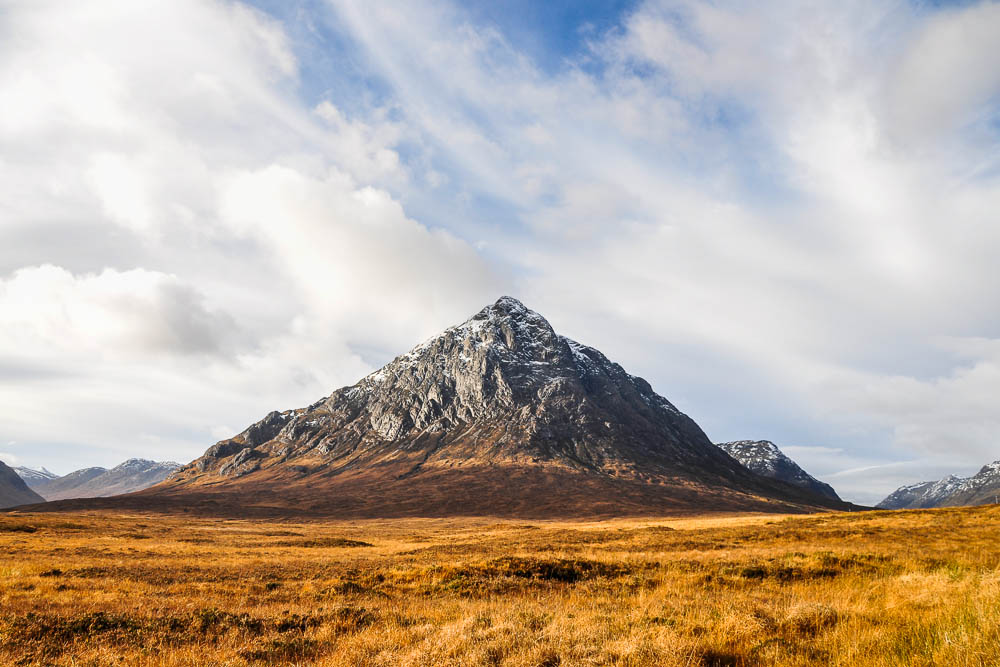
[0,506,998,666]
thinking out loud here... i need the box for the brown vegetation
[1,506,998,665]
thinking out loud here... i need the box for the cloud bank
[0,0,998,503]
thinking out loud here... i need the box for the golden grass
[1,506,999,666]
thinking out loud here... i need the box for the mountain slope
[32,460,181,501]
[30,298,854,518]
[13,466,58,488]
[878,462,1000,509]
[716,440,841,501]
[877,481,937,509]
[0,461,45,508]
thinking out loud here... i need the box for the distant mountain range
[716,440,841,501]
[0,461,45,508]
[15,459,181,501]
[28,297,857,518]
[878,460,1000,509]
[12,466,58,485]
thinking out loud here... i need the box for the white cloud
[0,265,242,358]
[324,0,1000,503]
[885,2,1000,146]
[0,0,500,472]
[1,0,998,501]
[218,164,498,349]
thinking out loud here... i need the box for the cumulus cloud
[1,0,998,501]
[0,0,499,473]
[325,0,1000,501]
[0,266,242,358]
[218,164,498,351]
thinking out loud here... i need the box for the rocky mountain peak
[370,295,571,385]
[153,297,854,517]
[716,439,841,501]
[320,296,637,443]
[179,297,737,481]
[13,466,59,484]
[878,459,1000,509]
[461,295,562,356]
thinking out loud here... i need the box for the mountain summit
[36,298,852,517]
[183,296,746,482]
[878,461,1000,509]
[715,440,841,501]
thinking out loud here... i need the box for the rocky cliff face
[0,461,45,509]
[878,461,1000,509]
[716,440,841,501]
[116,297,850,518]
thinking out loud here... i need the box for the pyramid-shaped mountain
[34,298,853,517]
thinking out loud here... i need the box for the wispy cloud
[0,0,997,501]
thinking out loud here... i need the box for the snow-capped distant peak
[878,458,1000,509]
[13,466,59,483]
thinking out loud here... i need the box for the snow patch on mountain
[878,459,1000,509]
[13,466,59,487]
[716,440,841,501]
[31,459,182,501]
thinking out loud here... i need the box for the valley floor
[1,507,998,666]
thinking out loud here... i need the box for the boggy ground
[0,506,998,666]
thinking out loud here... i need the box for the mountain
[13,466,58,488]
[716,440,841,501]
[26,297,854,518]
[878,461,1000,509]
[0,461,45,509]
[32,467,107,499]
[31,459,181,501]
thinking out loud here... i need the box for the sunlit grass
[1,506,998,665]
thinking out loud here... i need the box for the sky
[0,0,998,505]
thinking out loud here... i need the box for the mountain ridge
[13,466,58,486]
[29,459,181,501]
[19,298,857,518]
[878,461,1000,509]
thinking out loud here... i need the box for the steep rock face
[33,460,181,501]
[716,440,841,501]
[878,462,1000,509]
[0,461,45,509]
[141,297,851,517]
